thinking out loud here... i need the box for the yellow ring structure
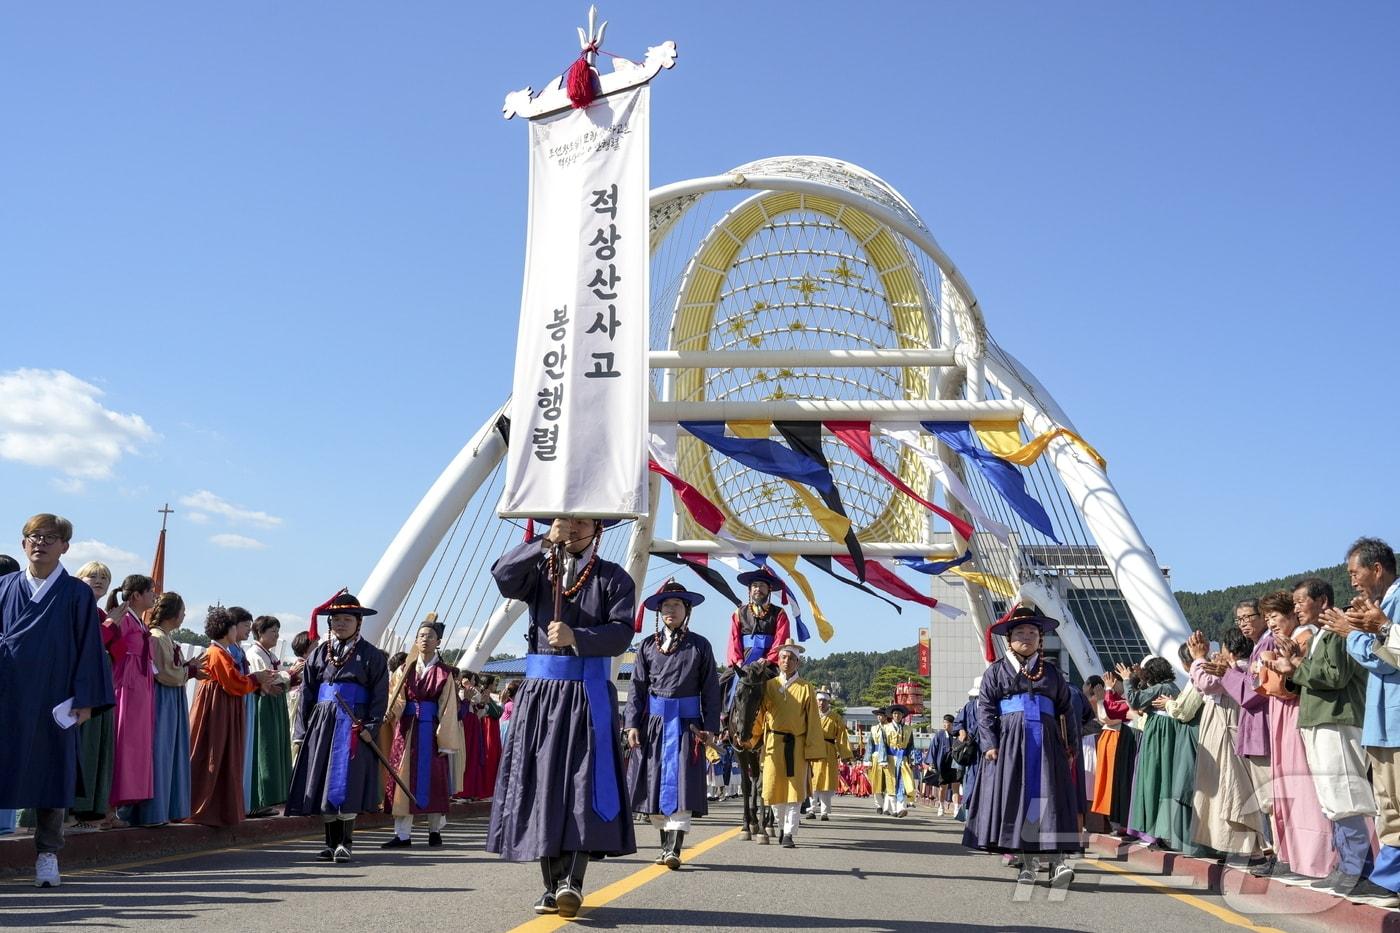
[665,190,936,545]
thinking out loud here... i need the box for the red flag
[835,556,940,609]
[826,421,977,542]
[150,528,167,595]
[648,457,727,536]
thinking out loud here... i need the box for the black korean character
[590,184,619,219]
[587,264,620,300]
[584,351,621,379]
[589,224,621,261]
[586,305,620,341]
[546,305,569,341]
[531,425,559,461]
[537,385,563,421]
[543,347,567,380]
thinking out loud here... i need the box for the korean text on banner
[918,627,930,677]
[500,86,650,518]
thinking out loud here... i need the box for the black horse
[719,659,777,844]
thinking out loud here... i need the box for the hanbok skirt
[1129,713,1208,855]
[626,708,709,816]
[250,691,292,811]
[1091,726,1138,825]
[71,707,116,818]
[487,676,635,861]
[111,670,155,807]
[963,709,1082,854]
[189,681,247,827]
[458,712,488,799]
[1191,700,1267,854]
[129,684,191,825]
[285,693,381,817]
[1268,698,1337,878]
[241,694,256,813]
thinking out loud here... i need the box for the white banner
[500,86,650,518]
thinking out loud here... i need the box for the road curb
[1086,832,1400,932]
[0,800,493,877]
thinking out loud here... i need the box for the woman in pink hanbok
[105,575,157,808]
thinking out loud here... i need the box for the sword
[331,690,422,811]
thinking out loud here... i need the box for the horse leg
[752,756,770,845]
[739,761,752,841]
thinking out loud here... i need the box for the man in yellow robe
[881,704,916,817]
[868,707,890,813]
[807,687,851,821]
[754,640,824,848]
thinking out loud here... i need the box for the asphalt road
[0,798,1328,933]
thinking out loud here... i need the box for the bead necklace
[1016,650,1046,683]
[329,635,358,669]
[654,620,688,655]
[547,546,600,599]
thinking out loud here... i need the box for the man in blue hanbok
[0,514,115,889]
[490,517,636,919]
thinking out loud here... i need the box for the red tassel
[982,625,997,663]
[309,586,348,642]
[566,55,597,109]
[524,518,535,543]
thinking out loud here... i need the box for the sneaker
[380,836,412,849]
[428,832,443,847]
[1309,868,1343,892]
[533,892,558,915]
[34,853,60,889]
[1340,877,1400,908]
[332,844,352,863]
[554,882,583,918]
[1017,867,1035,885]
[317,846,334,861]
[781,833,796,848]
[820,814,829,821]
[1050,862,1075,889]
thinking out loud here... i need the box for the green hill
[1173,562,1354,640]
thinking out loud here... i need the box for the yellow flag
[728,421,771,440]
[972,421,1107,471]
[772,553,835,642]
[951,566,1019,599]
[785,481,852,541]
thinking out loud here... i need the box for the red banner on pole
[918,626,930,677]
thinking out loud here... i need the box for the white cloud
[0,369,157,480]
[210,533,267,550]
[185,512,211,525]
[180,490,282,528]
[66,539,141,568]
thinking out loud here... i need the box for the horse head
[723,659,777,750]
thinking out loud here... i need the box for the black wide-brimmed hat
[643,578,707,612]
[736,567,787,592]
[989,608,1059,638]
[888,703,909,716]
[315,593,378,618]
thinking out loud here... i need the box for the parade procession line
[507,827,743,933]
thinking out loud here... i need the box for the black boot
[654,829,669,865]
[664,830,685,870]
[554,851,588,918]
[534,858,558,914]
[318,820,340,861]
[334,819,353,863]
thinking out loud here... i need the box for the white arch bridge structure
[355,156,1190,683]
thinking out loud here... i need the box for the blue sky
[3,2,1397,656]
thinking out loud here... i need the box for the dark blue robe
[625,630,722,817]
[285,636,389,816]
[487,539,636,861]
[963,657,1082,854]
[0,568,115,808]
[953,696,981,803]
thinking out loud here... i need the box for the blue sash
[652,694,701,815]
[892,744,908,802]
[526,654,620,822]
[405,700,439,807]
[742,633,773,665]
[999,692,1055,823]
[318,682,369,808]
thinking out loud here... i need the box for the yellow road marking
[1084,858,1289,933]
[508,827,742,932]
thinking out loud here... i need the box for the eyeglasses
[23,533,64,545]
[1235,613,1260,621]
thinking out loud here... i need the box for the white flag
[500,87,651,518]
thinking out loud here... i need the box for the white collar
[25,563,64,603]
[419,653,439,670]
